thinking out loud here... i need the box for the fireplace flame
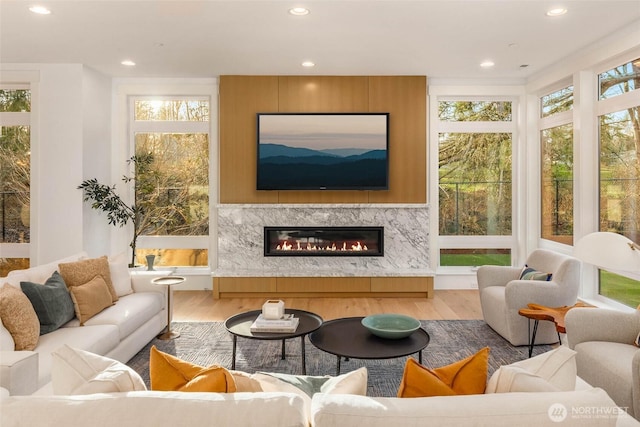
[274,240,371,253]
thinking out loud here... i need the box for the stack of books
[250,313,299,333]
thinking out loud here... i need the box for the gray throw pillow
[20,271,75,334]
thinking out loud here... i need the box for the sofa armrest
[503,280,571,310]
[566,308,640,348]
[0,351,38,396]
[130,272,170,296]
[477,266,521,291]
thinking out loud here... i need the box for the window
[599,58,640,99]
[437,100,514,267]
[597,57,640,308]
[0,87,31,276]
[540,86,574,244]
[130,97,210,268]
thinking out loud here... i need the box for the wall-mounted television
[257,113,389,190]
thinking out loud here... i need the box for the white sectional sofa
[0,252,167,394]
[1,388,638,427]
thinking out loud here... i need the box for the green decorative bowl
[361,314,421,339]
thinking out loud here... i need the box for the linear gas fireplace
[264,226,384,257]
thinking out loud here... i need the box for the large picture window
[130,97,210,268]
[437,100,514,267]
[597,57,640,308]
[0,87,31,276]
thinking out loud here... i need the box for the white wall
[81,66,113,257]
[29,64,85,264]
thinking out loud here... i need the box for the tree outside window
[438,101,513,267]
[598,58,640,308]
[132,99,210,268]
[0,88,31,276]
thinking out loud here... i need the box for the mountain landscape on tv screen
[258,143,388,189]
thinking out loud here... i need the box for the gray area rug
[127,320,554,397]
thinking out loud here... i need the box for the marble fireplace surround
[214,204,433,277]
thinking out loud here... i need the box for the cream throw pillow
[252,367,367,415]
[51,344,146,395]
[108,252,133,297]
[0,283,40,350]
[486,346,577,393]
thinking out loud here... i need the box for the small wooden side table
[151,276,186,340]
[518,302,595,357]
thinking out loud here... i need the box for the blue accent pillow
[20,271,75,334]
[520,265,553,281]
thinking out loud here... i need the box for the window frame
[129,95,211,269]
[0,83,32,262]
[538,84,574,245]
[429,90,522,274]
[594,56,640,307]
[114,80,217,273]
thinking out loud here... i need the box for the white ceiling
[1,0,639,82]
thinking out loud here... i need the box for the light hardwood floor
[172,290,483,322]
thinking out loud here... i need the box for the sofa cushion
[486,346,577,393]
[1,391,309,427]
[109,253,133,297]
[0,283,40,350]
[51,344,146,395]
[65,292,164,340]
[68,276,114,325]
[310,388,620,427]
[149,346,236,393]
[20,272,75,334]
[397,347,489,397]
[35,324,120,388]
[58,256,118,302]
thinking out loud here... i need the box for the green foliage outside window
[598,57,640,308]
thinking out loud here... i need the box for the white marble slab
[215,205,431,276]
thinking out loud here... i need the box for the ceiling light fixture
[29,5,51,15]
[546,7,567,17]
[480,60,495,68]
[289,7,310,16]
[121,60,136,66]
[301,61,315,67]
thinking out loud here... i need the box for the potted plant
[78,154,153,267]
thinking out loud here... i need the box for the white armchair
[566,307,640,420]
[477,249,581,346]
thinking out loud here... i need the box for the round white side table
[151,276,186,340]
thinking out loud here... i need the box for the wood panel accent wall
[213,276,434,299]
[218,75,426,204]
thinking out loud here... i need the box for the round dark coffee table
[309,316,430,375]
[224,308,323,375]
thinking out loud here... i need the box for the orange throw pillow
[397,347,490,397]
[149,346,236,392]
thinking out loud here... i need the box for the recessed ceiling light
[29,5,51,15]
[289,7,310,16]
[480,60,495,68]
[546,7,567,17]
[121,60,136,66]
[301,61,315,67]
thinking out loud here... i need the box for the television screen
[257,113,389,190]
